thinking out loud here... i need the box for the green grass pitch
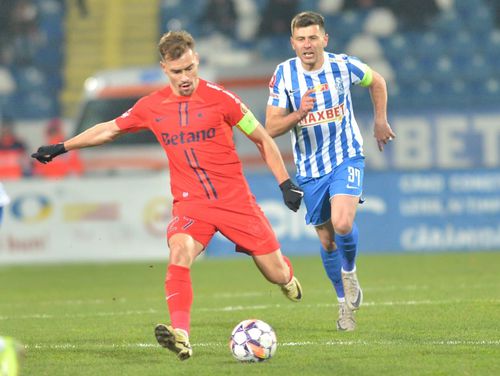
[1,252,499,375]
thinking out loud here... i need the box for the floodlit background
[1,2,500,375]
[1,0,500,263]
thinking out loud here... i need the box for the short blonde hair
[158,30,195,61]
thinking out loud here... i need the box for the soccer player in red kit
[31,31,304,361]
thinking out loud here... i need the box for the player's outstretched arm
[245,125,303,212]
[367,70,396,152]
[31,120,123,164]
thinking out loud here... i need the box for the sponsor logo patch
[312,83,329,93]
[298,103,346,127]
[161,128,216,146]
[63,203,119,221]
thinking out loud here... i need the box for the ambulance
[73,66,170,175]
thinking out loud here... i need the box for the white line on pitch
[1,298,499,321]
[4,282,500,308]
[26,339,500,351]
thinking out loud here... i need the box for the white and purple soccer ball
[229,319,277,362]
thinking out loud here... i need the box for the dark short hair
[158,30,195,61]
[291,11,325,34]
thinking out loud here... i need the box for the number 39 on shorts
[348,166,361,187]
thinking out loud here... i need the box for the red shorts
[166,201,280,256]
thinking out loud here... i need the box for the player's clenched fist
[279,179,304,212]
[31,143,67,164]
[296,88,316,121]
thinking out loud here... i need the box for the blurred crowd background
[1,0,500,178]
[1,0,500,261]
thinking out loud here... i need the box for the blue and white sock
[335,222,359,273]
[320,245,345,300]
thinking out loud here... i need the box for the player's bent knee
[321,240,336,251]
[167,233,203,266]
[168,242,193,266]
[168,252,191,267]
[333,221,353,236]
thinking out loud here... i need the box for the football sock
[282,255,294,282]
[335,223,359,272]
[165,264,193,335]
[320,245,345,299]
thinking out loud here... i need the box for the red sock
[282,255,294,282]
[165,264,192,334]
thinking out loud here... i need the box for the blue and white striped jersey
[268,51,370,178]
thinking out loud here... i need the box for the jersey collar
[296,51,330,76]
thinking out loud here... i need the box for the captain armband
[359,66,373,87]
[236,110,259,135]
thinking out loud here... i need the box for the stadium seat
[324,15,349,50]
[448,31,477,61]
[159,0,203,34]
[34,43,64,70]
[252,0,268,11]
[316,0,342,15]
[415,80,433,97]
[380,33,412,65]
[7,89,58,119]
[393,83,427,108]
[363,8,397,37]
[386,81,402,108]
[454,0,485,18]
[37,0,65,45]
[475,78,500,103]
[393,56,424,86]
[336,11,366,38]
[484,31,500,63]
[433,11,462,38]
[257,35,293,60]
[414,32,445,63]
[425,57,453,85]
[38,17,64,42]
[465,5,494,35]
[345,34,384,62]
[37,0,65,15]
[436,78,469,107]
[461,55,492,84]
[10,67,47,91]
[368,58,395,84]
[299,0,319,12]
[349,85,371,110]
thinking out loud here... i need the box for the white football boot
[341,268,363,311]
[336,301,356,331]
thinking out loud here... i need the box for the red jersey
[115,79,255,205]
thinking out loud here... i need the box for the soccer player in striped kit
[266,11,396,331]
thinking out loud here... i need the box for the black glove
[31,143,67,164]
[279,179,304,212]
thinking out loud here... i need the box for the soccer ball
[229,319,277,362]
